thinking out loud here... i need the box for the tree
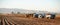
[17,12,20,14]
[11,11,14,14]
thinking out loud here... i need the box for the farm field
[0,14,60,25]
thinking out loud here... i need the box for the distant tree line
[11,11,20,14]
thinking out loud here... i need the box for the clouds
[0,0,60,13]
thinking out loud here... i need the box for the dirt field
[0,14,60,25]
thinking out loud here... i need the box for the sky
[0,0,60,13]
